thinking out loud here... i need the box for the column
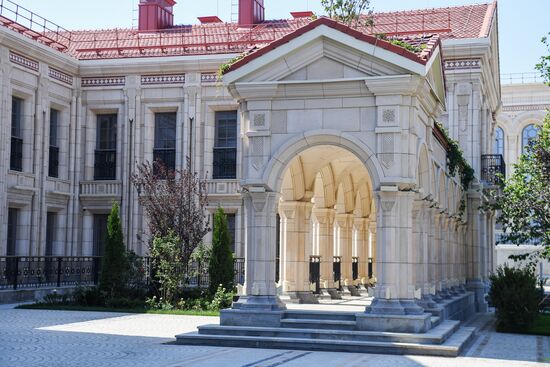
[355,218,368,285]
[278,201,313,296]
[335,213,353,287]
[234,188,285,310]
[366,190,425,315]
[418,201,437,308]
[431,210,443,302]
[466,192,488,312]
[313,208,335,289]
[369,221,377,283]
[437,215,452,299]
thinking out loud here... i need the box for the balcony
[80,181,122,197]
[94,149,116,180]
[10,136,23,172]
[481,154,505,186]
[206,179,240,196]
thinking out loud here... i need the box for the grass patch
[497,313,550,336]
[16,303,220,317]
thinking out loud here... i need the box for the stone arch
[416,143,431,196]
[264,131,383,196]
[334,173,355,214]
[281,156,306,201]
[312,165,336,208]
[354,182,372,218]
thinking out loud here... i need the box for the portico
[213,17,476,334]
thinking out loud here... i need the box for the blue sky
[9,0,549,74]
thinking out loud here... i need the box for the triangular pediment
[223,19,439,84]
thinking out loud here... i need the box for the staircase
[176,309,476,357]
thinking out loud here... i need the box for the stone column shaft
[313,208,335,289]
[335,213,353,286]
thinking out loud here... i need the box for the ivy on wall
[217,54,245,80]
[435,122,475,191]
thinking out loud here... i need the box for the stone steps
[283,310,357,321]
[281,318,356,330]
[176,325,476,357]
[194,319,461,345]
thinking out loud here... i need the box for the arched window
[494,127,504,157]
[522,124,539,154]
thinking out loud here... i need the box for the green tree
[150,232,182,305]
[99,202,129,299]
[489,34,550,261]
[208,208,234,295]
[321,0,373,27]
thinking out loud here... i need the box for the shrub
[73,287,105,306]
[489,264,541,332]
[208,208,234,295]
[209,285,234,311]
[150,232,182,305]
[99,202,129,299]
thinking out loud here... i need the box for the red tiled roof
[0,2,496,60]
[225,17,441,75]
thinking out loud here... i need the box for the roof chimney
[239,0,264,26]
[138,0,176,31]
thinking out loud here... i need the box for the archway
[276,144,376,303]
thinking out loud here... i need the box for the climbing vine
[436,122,475,191]
[375,34,427,54]
[217,53,246,80]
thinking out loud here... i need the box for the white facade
[0,2,505,330]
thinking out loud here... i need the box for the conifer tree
[99,202,129,299]
[208,208,234,294]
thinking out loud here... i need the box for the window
[7,208,18,256]
[213,111,237,179]
[154,112,176,174]
[494,127,504,158]
[10,97,23,171]
[522,124,539,154]
[94,114,117,180]
[93,214,109,257]
[49,109,60,178]
[45,212,56,256]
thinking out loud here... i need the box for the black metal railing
[481,154,505,186]
[48,146,59,178]
[0,256,246,291]
[333,256,341,290]
[213,147,237,179]
[352,257,359,280]
[309,256,321,294]
[10,136,23,171]
[153,148,176,173]
[0,256,101,290]
[94,150,116,180]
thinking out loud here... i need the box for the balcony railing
[481,154,505,186]
[94,149,116,180]
[48,146,59,178]
[10,136,23,171]
[153,148,176,174]
[213,147,237,179]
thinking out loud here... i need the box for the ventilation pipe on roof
[239,0,265,26]
[138,0,176,31]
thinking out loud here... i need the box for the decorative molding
[81,76,126,88]
[141,74,185,85]
[9,51,39,72]
[502,104,550,112]
[48,67,73,85]
[380,135,395,169]
[201,73,218,83]
[444,59,481,71]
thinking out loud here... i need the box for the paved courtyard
[0,303,549,367]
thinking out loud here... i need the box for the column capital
[312,207,335,224]
[334,213,353,228]
[353,217,369,230]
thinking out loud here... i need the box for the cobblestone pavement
[0,305,549,367]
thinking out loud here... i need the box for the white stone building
[0,0,508,346]
[495,75,550,278]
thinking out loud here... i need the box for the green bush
[489,264,541,332]
[150,232,182,305]
[99,202,129,299]
[208,208,234,295]
[73,287,105,306]
[209,285,234,311]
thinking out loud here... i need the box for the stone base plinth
[467,279,488,313]
[355,313,432,333]
[221,309,285,327]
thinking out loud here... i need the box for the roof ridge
[369,2,491,17]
